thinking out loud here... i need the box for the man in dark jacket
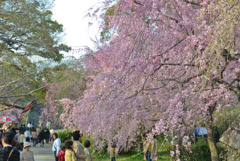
[0,132,20,161]
[44,128,50,143]
[39,129,45,147]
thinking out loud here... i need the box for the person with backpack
[57,146,66,161]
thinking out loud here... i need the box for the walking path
[32,143,54,161]
[31,129,64,161]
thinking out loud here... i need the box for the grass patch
[92,151,170,161]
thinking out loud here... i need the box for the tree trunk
[207,126,219,161]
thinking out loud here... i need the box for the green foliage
[0,0,70,61]
[100,5,116,42]
[214,107,240,136]
[217,143,228,161]
[0,0,71,111]
[93,151,169,161]
[57,130,73,143]
[126,153,144,161]
[93,150,170,161]
[164,142,173,154]
[82,135,109,156]
[91,135,171,161]
[180,137,211,161]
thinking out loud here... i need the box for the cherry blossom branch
[153,37,187,58]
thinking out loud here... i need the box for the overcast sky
[52,0,102,58]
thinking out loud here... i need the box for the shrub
[217,143,228,161]
[164,142,173,154]
[180,137,211,161]
[57,130,73,143]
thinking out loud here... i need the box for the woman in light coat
[144,136,158,161]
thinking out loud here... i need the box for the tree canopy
[0,0,70,112]
[0,0,70,60]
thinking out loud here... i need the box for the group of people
[8,125,54,149]
[0,129,96,161]
[0,126,158,161]
[0,122,55,161]
[0,131,33,161]
[52,130,95,161]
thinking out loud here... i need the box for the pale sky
[52,0,102,58]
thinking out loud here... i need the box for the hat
[24,142,32,148]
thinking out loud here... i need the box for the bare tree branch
[133,0,142,5]
[183,0,201,6]
[0,102,25,112]
[0,83,50,99]
[0,72,33,89]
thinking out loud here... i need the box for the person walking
[23,125,27,132]
[44,128,50,144]
[144,136,158,161]
[46,121,51,130]
[36,127,41,144]
[38,129,45,147]
[65,140,77,161]
[52,133,61,161]
[109,144,117,161]
[19,125,24,133]
[20,142,35,161]
[18,131,25,151]
[24,129,31,142]
[0,132,20,161]
[36,127,41,137]
[31,130,37,147]
[27,122,33,133]
[72,131,87,161]
[84,140,95,161]
[14,130,20,141]
[50,127,54,143]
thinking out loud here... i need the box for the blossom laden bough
[45,0,240,160]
